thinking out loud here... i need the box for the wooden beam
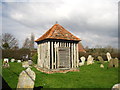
[48,41,50,69]
[54,42,57,69]
[37,44,40,66]
[51,41,54,69]
[74,43,76,68]
[71,43,73,68]
[57,42,59,68]
[76,43,79,67]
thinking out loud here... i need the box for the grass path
[2,61,119,88]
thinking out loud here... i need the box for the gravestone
[3,58,9,63]
[11,59,15,62]
[108,58,119,68]
[22,61,29,68]
[100,64,104,68]
[113,58,119,68]
[3,58,9,68]
[98,56,104,64]
[79,56,86,66]
[17,68,36,89]
[17,60,21,63]
[87,55,94,65]
[106,52,112,62]
[28,60,33,65]
[112,83,120,90]
[108,58,114,68]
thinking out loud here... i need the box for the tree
[22,33,35,50]
[29,33,35,50]
[22,37,30,49]
[2,33,18,49]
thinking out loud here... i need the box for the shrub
[32,53,38,64]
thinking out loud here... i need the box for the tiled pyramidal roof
[35,24,81,42]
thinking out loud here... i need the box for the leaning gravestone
[106,52,112,62]
[79,56,86,66]
[11,58,15,62]
[22,61,29,68]
[98,56,104,64]
[113,58,119,68]
[87,55,94,65]
[112,83,120,90]
[108,58,119,68]
[108,58,114,68]
[17,68,36,89]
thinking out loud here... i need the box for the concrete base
[34,65,79,74]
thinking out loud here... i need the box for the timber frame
[36,39,79,70]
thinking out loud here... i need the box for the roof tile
[35,24,81,42]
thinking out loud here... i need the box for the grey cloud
[2,0,118,48]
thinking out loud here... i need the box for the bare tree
[22,37,30,49]
[22,33,35,50]
[29,33,34,50]
[2,33,18,49]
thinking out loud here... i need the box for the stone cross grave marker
[106,52,112,62]
[87,55,94,65]
[17,68,36,89]
[97,56,104,64]
[79,56,86,66]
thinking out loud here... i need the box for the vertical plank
[71,43,73,68]
[51,41,54,69]
[48,41,50,69]
[76,43,79,67]
[69,43,70,47]
[74,43,76,68]
[65,42,66,47]
[54,42,57,69]
[37,44,40,66]
[59,42,61,47]
[41,43,43,67]
[57,42,59,68]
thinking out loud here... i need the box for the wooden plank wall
[37,41,79,69]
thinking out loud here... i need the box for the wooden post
[57,42,59,68]
[54,42,57,69]
[71,43,73,68]
[51,41,54,69]
[37,44,40,66]
[76,43,79,67]
[48,41,50,69]
[74,43,76,68]
[69,43,70,47]
[65,42,66,47]
[40,43,43,67]
[59,42,61,47]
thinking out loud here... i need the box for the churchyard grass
[2,61,119,88]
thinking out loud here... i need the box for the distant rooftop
[35,24,81,42]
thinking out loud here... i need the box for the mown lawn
[2,61,119,89]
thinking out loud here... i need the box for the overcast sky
[1,0,119,48]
